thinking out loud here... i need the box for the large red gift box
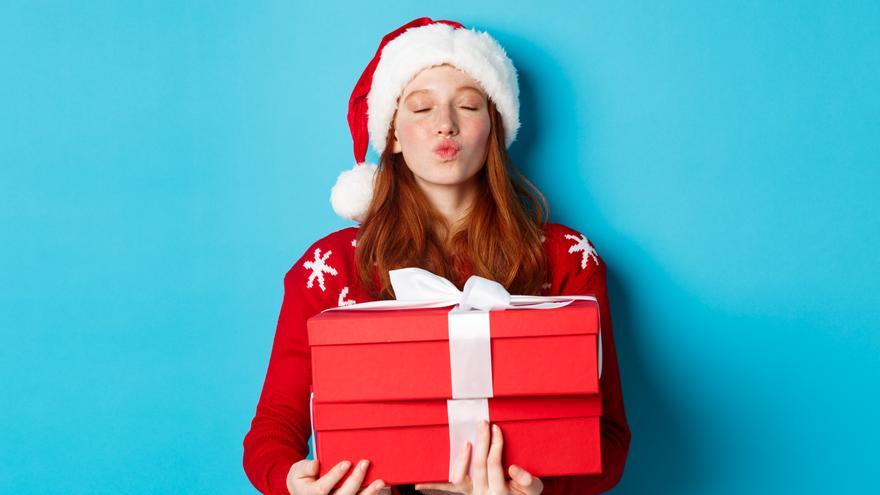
[312,395,602,485]
[306,298,602,485]
[308,301,600,401]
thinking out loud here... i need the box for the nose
[434,106,459,137]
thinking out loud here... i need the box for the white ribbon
[321,267,601,481]
[309,391,317,459]
[321,267,598,311]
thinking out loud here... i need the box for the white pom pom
[330,162,378,223]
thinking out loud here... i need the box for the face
[391,64,492,188]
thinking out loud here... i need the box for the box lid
[307,299,601,402]
[313,394,602,431]
[308,299,599,346]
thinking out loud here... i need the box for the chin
[423,177,464,187]
[410,160,481,186]
[413,170,461,185]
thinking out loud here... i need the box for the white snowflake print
[351,238,357,247]
[540,233,546,243]
[338,286,356,307]
[541,282,552,291]
[303,247,338,291]
[565,233,599,270]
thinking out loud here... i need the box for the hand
[414,421,544,495]
[286,458,390,495]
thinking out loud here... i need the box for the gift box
[311,395,603,485]
[306,268,603,485]
[308,300,600,402]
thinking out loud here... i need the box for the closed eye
[413,107,477,113]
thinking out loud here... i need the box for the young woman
[243,17,631,495]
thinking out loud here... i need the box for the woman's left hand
[414,420,544,495]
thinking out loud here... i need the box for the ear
[391,130,402,153]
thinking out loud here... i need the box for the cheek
[396,127,416,146]
[462,115,491,145]
[395,119,430,146]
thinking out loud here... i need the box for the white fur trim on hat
[330,162,378,223]
[367,23,520,156]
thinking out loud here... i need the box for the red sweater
[242,222,631,494]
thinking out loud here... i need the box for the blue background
[2,1,878,493]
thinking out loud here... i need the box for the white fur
[367,23,520,155]
[330,162,378,223]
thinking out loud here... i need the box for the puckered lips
[433,139,461,160]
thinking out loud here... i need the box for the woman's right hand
[286,458,389,495]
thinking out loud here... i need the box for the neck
[415,175,479,237]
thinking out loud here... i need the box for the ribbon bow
[323,267,590,313]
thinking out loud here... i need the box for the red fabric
[242,223,631,495]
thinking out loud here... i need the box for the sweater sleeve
[541,239,632,494]
[242,241,336,495]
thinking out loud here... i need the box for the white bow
[323,267,593,313]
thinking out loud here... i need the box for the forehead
[401,64,487,100]
[403,86,485,102]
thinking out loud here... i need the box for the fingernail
[375,479,386,488]
[359,459,369,469]
[493,424,500,433]
[340,460,351,470]
[511,464,522,475]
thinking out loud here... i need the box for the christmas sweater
[242,222,631,495]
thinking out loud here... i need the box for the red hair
[355,98,550,299]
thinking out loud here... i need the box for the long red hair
[355,98,550,299]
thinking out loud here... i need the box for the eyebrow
[404,86,485,102]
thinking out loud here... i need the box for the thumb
[291,458,319,479]
[508,464,533,486]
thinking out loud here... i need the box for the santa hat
[330,17,521,222]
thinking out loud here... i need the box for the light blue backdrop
[2,1,877,493]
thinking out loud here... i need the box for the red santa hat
[330,17,521,222]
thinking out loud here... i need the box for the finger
[450,440,472,484]
[509,465,543,495]
[413,439,473,492]
[334,459,371,495]
[413,482,457,491]
[287,459,320,494]
[312,459,352,494]
[356,476,387,495]
[487,424,506,490]
[290,458,320,480]
[471,420,491,488]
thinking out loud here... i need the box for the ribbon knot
[389,267,511,312]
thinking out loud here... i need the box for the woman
[243,17,631,495]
